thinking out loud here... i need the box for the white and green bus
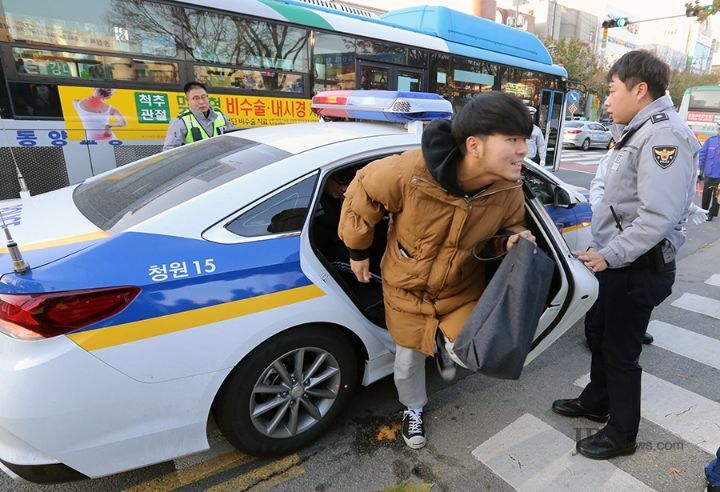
[678,85,720,145]
[0,0,568,199]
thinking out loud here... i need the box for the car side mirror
[554,186,577,209]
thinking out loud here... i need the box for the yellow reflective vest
[180,110,227,144]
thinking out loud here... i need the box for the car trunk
[0,187,108,278]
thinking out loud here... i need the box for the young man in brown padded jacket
[338,92,536,449]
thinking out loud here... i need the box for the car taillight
[0,287,140,340]
[566,130,582,134]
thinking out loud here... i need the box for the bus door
[357,62,424,92]
[539,89,565,171]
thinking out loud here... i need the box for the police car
[0,91,596,483]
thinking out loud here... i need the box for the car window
[73,136,291,231]
[522,168,554,205]
[565,122,583,128]
[225,174,318,237]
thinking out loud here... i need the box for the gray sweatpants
[394,344,428,409]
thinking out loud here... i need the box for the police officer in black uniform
[552,50,700,460]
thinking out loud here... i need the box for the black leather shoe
[552,398,609,422]
[576,429,637,460]
[642,332,654,345]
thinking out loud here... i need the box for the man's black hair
[607,50,670,100]
[96,87,113,99]
[451,91,533,155]
[184,81,208,94]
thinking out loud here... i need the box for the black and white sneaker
[435,330,456,382]
[402,409,426,449]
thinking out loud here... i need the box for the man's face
[605,75,640,125]
[187,87,210,113]
[476,133,528,182]
[325,176,349,199]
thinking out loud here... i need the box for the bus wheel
[212,326,358,457]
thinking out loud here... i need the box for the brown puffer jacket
[339,132,526,355]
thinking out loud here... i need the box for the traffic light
[602,17,630,28]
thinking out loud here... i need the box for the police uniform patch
[650,112,668,124]
[652,146,677,168]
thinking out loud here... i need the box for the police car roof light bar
[311,90,453,124]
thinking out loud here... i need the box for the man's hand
[575,249,608,272]
[350,258,371,283]
[506,230,536,251]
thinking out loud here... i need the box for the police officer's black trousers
[579,263,675,444]
[701,177,720,218]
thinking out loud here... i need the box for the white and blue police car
[0,91,596,483]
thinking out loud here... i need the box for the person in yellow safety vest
[163,81,235,151]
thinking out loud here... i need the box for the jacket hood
[421,119,466,197]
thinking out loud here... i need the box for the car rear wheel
[581,138,591,151]
[213,326,358,457]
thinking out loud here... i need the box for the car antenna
[0,210,29,274]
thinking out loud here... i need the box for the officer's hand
[350,258,371,283]
[575,250,608,273]
[507,230,536,251]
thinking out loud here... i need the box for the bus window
[194,66,304,93]
[106,57,179,84]
[8,82,62,117]
[428,53,451,100]
[356,40,407,66]
[13,48,104,80]
[3,0,180,58]
[359,67,388,90]
[0,65,11,118]
[500,68,541,105]
[182,8,308,73]
[313,32,357,93]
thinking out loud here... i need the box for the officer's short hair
[452,91,532,155]
[184,81,208,94]
[607,50,670,100]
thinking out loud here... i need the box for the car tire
[607,138,615,149]
[213,325,358,457]
[581,139,591,151]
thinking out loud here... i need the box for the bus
[678,85,720,145]
[0,0,568,200]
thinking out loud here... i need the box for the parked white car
[563,121,614,150]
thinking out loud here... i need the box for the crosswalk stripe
[705,274,720,287]
[648,320,720,371]
[574,373,720,454]
[472,413,654,491]
[671,292,720,320]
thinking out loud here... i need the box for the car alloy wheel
[213,326,357,456]
[581,139,591,151]
[249,347,341,438]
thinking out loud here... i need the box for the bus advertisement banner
[57,86,316,141]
